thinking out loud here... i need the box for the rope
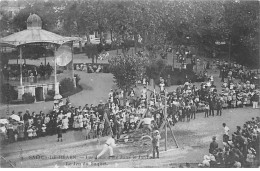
[0,155,16,168]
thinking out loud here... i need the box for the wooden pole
[19,46,23,86]
[167,121,179,148]
[71,42,75,82]
[172,49,174,71]
[146,82,148,108]
[165,89,167,151]
[196,57,198,72]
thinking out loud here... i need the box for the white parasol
[0,119,9,125]
[9,114,20,121]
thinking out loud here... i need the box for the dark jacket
[209,141,218,154]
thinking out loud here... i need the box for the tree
[145,58,167,88]
[222,0,259,67]
[0,10,12,37]
[109,54,148,102]
[12,0,59,32]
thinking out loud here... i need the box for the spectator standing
[209,96,215,117]
[152,130,161,159]
[252,91,259,109]
[190,103,197,119]
[205,103,209,118]
[222,123,230,145]
[57,120,63,142]
[216,98,223,116]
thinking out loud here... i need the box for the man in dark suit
[216,98,223,116]
[209,136,218,154]
[209,96,215,116]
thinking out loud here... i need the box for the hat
[209,154,216,161]
[154,130,159,134]
[234,161,241,168]
[212,136,216,140]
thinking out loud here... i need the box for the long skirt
[57,128,62,138]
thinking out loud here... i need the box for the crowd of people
[75,63,103,73]
[2,63,53,82]
[219,61,258,84]
[199,117,259,168]
[1,70,259,144]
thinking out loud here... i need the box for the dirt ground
[1,106,259,168]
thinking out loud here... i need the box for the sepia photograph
[0,0,259,168]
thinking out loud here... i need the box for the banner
[56,44,72,66]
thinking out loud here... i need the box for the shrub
[56,70,63,74]
[59,78,74,95]
[103,43,112,51]
[103,64,110,73]
[22,93,35,103]
[45,90,55,101]
[47,90,55,97]
[1,83,18,103]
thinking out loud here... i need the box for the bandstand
[0,14,76,102]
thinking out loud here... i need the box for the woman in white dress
[78,113,84,131]
[62,116,69,133]
[82,115,87,128]
[73,113,79,130]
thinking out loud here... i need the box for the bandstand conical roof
[0,14,74,47]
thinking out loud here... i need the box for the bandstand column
[71,44,76,88]
[54,46,62,100]
[19,46,23,86]
[18,46,24,100]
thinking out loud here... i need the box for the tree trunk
[86,30,90,43]
[110,29,113,43]
[142,31,146,51]
[79,41,82,53]
[92,55,94,64]
[134,34,138,53]
[150,78,155,89]
[99,30,103,44]
[123,89,127,106]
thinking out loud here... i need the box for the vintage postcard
[0,0,259,168]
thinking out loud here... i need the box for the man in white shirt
[141,116,153,132]
[96,134,116,159]
[222,123,230,144]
